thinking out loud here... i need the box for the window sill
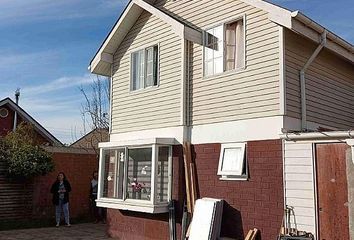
[219,176,248,181]
[129,85,160,95]
[96,198,169,213]
[203,66,247,81]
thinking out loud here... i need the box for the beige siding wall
[284,141,316,235]
[285,29,354,130]
[111,11,181,134]
[156,0,281,125]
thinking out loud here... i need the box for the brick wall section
[193,140,284,239]
[32,151,98,219]
[107,145,184,240]
[106,140,283,240]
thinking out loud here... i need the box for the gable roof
[89,0,201,76]
[90,0,354,76]
[70,128,109,149]
[0,98,63,146]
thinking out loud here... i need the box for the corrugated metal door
[316,143,349,240]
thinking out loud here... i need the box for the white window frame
[203,15,246,78]
[217,143,248,181]
[97,143,172,213]
[130,44,159,92]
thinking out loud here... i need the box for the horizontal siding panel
[286,173,313,182]
[285,149,313,158]
[285,166,313,174]
[153,0,281,125]
[285,143,312,150]
[286,190,314,200]
[285,29,354,128]
[286,181,314,191]
[111,9,181,133]
[286,197,315,209]
[285,157,313,166]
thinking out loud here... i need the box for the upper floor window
[131,45,159,91]
[204,17,245,77]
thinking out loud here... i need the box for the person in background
[90,170,106,223]
[50,172,72,227]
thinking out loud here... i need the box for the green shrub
[0,123,54,179]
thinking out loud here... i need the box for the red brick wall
[107,140,283,240]
[32,151,98,219]
[193,140,284,239]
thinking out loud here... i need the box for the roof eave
[269,10,354,64]
[89,0,202,77]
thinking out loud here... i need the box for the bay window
[131,45,159,91]
[204,17,245,77]
[98,141,172,213]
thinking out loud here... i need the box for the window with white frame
[217,143,247,180]
[99,144,171,213]
[204,17,245,77]
[131,45,159,91]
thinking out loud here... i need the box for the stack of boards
[189,198,224,240]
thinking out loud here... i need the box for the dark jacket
[50,180,72,205]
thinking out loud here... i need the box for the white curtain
[225,20,244,71]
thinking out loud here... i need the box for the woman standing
[50,172,72,227]
[90,170,106,223]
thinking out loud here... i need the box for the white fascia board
[134,0,201,43]
[134,0,183,38]
[268,8,354,64]
[98,137,177,148]
[90,0,202,76]
[90,52,114,76]
[191,116,284,144]
[89,1,138,75]
[109,126,186,144]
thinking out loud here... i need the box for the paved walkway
[0,223,113,240]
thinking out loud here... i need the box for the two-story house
[89,0,354,239]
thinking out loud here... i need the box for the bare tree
[80,75,110,131]
[76,75,110,152]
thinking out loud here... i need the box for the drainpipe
[300,31,327,131]
[13,89,20,131]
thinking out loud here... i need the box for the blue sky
[0,0,353,144]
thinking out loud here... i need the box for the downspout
[13,89,20,131]
[300,31,327,131]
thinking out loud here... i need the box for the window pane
[127,148,152,201]
[132,50,144,90]
[205,60,213,76]
[214,57,223,74]
[214,25,223,43]
[225,19,245,70]
[157,146,169,202]
[221,148,244,175]
[204,25,224,77]
[145,47,153,87]
[102,150,117,198]
[205,46,214,61]
[153,45,158,85]
[115,149,125,199]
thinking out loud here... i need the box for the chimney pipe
[13,88,20,131]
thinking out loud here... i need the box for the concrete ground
[0,223,113,240]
